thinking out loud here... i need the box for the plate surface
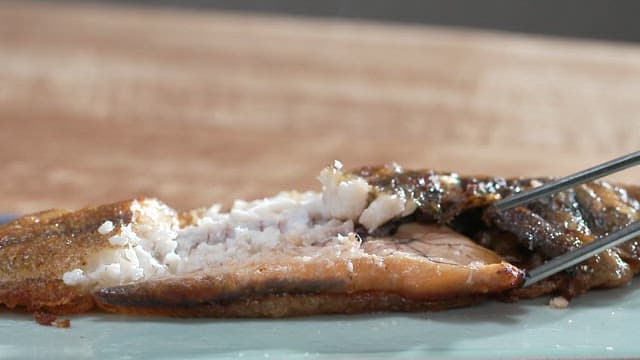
[1,281,639,360]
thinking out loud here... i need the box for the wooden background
[1,1,639,214]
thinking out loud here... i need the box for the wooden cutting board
[1,1,639,214]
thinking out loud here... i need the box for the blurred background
[90,0,640,42]
[1,0,639,214]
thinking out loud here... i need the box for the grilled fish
[1,162,638,316]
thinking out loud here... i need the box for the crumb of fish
[34,312,71,328]
[53,319,71,328]
[549,296,569,309]
[98,220,115,235]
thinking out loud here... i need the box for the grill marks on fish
[576,183,640,271]
[354,166,640,299]
[484,188,632,297]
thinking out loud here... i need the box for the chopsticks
[493,151,640,288]
[494,151,640,212]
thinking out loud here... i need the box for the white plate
[1,280,638,360]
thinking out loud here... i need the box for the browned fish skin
[354,165,506,223]
[530,187,633,291]
[484,189,632,298]
[353,166,640,299]
[625,185,640,203]
[95,292,487,318]
[576,182,640,271]
[94,269,519,317]
[0,200,135,313]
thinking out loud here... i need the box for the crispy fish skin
[353,165,507,223]
[96,292,490,318]
[354,166,640,299]
[484,189,633,298]
[95,293,487,318]
[0,200,134,313]
[575,182,640,271]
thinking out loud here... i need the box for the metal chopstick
[494,151,640,211]
[492,150,640,287]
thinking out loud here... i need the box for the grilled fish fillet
[1,162,638,316]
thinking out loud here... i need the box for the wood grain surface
[1,1,639,214]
